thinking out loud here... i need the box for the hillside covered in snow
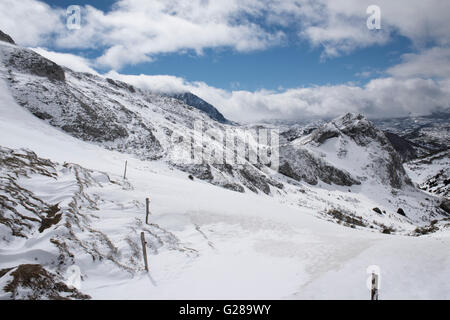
[0,32,449,300]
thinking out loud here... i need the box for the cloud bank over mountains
[1,0,450,122]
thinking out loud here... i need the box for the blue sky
[39,0,411,91]
[1,0,449,122]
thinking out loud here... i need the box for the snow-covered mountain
[406,150,450,198]
[373,112,450,153]
[1,32,449,299]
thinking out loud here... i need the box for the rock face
[384,131,422,162]
[280,113,412,189]
[171,92,230,124]
[279,147,360,186]
[440,199,450,214]
[0,30,15,44]
[0,31,63,82]
[310,113,381,147]
[6,47,65,82]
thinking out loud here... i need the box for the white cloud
[0,0,64,46]
[2,0,450,65]
[243,0,450,59]
[106,71,189,93]
[30,48,99,75]
[107,71,450,123]
[279,0,450,58]
[2,0,450,123]
[387,47,450,79]
[55,0,285,69]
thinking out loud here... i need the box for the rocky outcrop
[310,113,382,147]
[171,92,230,124]
[384,131,421,162]
[0,30,15,44]
[7,48,65,81]
[440,199,450,214]
[279,147,360,186]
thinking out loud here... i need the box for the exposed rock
[2,264,90,300]
[414,220,440,236]
[326,209,367,228]
[0,30,15,44]
[384,131,422,162]
[174,162,282,195]
[279,146,360,186]
[0,147,59,238]
[171,92,230,124]
[373,207,382,214]
[310,113,379,147]
[397,208,406,216]
[440,199,450,214]
[106,78,136,93]
[8,48,65,81]
[238,166,271,195]
[419,168,450,198]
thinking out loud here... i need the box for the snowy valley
[0,33,449,300]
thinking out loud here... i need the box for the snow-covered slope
[0,97,449,299]
[374,113,450,153]
[1,34,450,299]
[406,150,450,198]
[298,113,411,189]
[0,41,287,196]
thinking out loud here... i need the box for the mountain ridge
[169,91,231,124]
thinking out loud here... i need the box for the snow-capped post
[123,160,128,180]
[145,198,150,224]
[371,272,379,300]
[141,232,149,272]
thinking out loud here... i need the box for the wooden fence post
[145,198,150,225]
[371,272,379,300]
[141,232,149,272]
[123,160,128,180]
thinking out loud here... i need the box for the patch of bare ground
[1,264,90,300]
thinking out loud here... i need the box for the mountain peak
[310,112,381,147]
[303,112,412,189]
[170,92,231,124]
[333,112,366,127]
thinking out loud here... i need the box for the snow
[1,50,450,299]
